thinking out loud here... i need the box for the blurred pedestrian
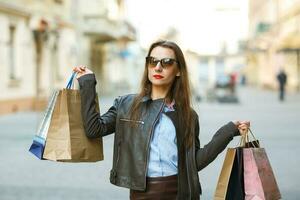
[73,40,250,200]
[241,74,247,86]
[229,72,237,94]
[277,69,287,101]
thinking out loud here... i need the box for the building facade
[247,0,300,91]
[0,0,136,115]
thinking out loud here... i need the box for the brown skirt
[130,174,178,200]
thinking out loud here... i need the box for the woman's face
[147,46,180,89]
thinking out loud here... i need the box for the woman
[73,40,250,200]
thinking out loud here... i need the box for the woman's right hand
[73,65,94,79]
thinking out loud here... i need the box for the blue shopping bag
[29,72,76,159]
[29,91,59,159]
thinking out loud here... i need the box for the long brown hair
[130,40,194,148]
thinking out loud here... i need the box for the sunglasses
[146,56,178,69]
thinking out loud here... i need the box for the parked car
[215,74,230,88]
[214,74,239,103]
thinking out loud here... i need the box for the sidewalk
[238,85,300,106]
[0,86,299,199]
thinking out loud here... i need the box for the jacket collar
[141,95,151,102]
[140,95,167,104]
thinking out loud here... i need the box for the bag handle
[247,128,260,148]
[66,72,77,89]
[238,134,247,147]
[238,128,260,148]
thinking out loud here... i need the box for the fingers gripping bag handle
[237,128,260,148]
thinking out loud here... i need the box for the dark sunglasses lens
[146,57,176,68]
[147,57,159,66]
[161,58,175,66]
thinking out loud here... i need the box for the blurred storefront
[0,0,136,115]
[0,1,78,114]
[247,0,300,91]
[0,2,33,114]
[77,0,136,95]
[185,50,245,102]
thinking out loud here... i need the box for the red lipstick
[153,75,164,79]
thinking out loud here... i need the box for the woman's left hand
[233,120,250,136]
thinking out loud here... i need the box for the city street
[0,86,299,200]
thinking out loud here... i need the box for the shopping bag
[28,72,75,159]
[215,130,281,200]
[243,148,265,200]
[245,130,281,200]
[214,148,236,200]
[43,72,104,162]
[29,91,59,159]
[252,148,281,200]
[225,147,245,200]
[214,135,258,200]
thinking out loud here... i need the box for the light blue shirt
[147,105,178,177]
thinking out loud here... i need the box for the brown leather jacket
[78,74,239,199]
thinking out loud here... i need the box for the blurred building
[185,49,245,102]
[75,0,136,95]
[158,26,246,102]
[0,0,136,115]
[247,0,300,91]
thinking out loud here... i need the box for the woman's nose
[154,62,163,71]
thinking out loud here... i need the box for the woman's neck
[151,85,171,100]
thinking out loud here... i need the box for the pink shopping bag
[243,148,265,200]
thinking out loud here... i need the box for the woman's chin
[151,83,172,89]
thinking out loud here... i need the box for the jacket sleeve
[195,117,239,171]
[78,74,119,138]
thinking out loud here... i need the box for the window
[9,25,16,80]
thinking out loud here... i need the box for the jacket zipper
[119,118,145,124]
[144,100,165,185]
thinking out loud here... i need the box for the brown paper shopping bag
[43,88,103,162]
[214,148,236,200]
[252,148,281,200]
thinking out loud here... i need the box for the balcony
[82,16,135,43]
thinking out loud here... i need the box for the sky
[125,0,249,54]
